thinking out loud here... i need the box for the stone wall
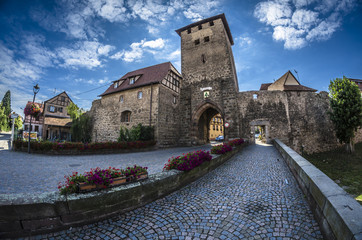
[238,90,362,154]
[89,85,159,142]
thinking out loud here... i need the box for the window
[204,36,210,42]
[129,77,135,84]
[138,91,143,99]
[59,107,63,113]
[114,82,118,88]
[253,94,258,100]
[195,39,200,45]
[35,126,39,132]
[209,21,214,26]
[121,111,131,122]
[25,125,28,131]
[187,28,191,34]
[120,95,124,103]
[198,25,202,30]
[49,106,55,112]
[61,96,65,102]
[216,126,219,131]
[173,96,176,104]
[213,125,215,130]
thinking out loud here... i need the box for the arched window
[121,111,131,122]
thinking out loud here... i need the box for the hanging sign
[203,91,210,99]
[224,122,230,128]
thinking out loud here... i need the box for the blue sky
[1,0,361,117]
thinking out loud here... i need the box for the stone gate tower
[176,13,240,145]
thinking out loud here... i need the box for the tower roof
[260,70,317,92]
[175,13,234,45]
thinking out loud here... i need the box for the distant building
[42,92,73,141]
[348,78,362,93]
[23,102,44,138]
[260,71,317,92]
[209,114,223,140]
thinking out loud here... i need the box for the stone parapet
[274,139,362,240]
[0,144,246,238]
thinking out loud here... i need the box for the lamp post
[28,84,40,153]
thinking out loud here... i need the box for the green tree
[1,90,11,129]
[14,116,23,130]
[329,76,362,153]
[67,103,91,143]
[0,106,8,131]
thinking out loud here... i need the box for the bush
[163,150,212,171]
[118,124,154,142]
[211,144,232,154]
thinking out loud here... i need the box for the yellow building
[209,114,223,140]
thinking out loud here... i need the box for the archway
[191,102,223,145]
[250,119,271,144]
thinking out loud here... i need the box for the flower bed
[13,140,156,153]
[228,138,245,146]
[163,150,212,171]
[211,143,233,154]
[58,165,148,195]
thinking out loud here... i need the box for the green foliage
[1,90,11,117]
[14,116,22,129]
[0,106,9,131]
[328,77,362,148]
[67,102,91,143]
[118,124,154,142]
[0,90,11,130]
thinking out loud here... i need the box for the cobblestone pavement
[32,143,323,240]
[0,141,211,194]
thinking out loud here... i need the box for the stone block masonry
[274,139,362,240]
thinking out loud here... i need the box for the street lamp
[28,84,40,153]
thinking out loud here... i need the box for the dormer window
[114,82,118,88]
[129,78,135,84]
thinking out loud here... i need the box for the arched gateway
[191,102,223,144]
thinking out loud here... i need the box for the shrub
[211,144,232,154]
[228,138,244,147]
[163,150,212,171]
[118,124,154,142]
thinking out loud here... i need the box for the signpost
[10,113,18,150]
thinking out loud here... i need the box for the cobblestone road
[0,138,211,194]
[32,143,322,240]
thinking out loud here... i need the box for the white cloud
[57,41,115,69]
[236,36,253,48]
[254,0,356,49]
[110,38,166,62]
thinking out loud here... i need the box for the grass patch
[303,142,362,204]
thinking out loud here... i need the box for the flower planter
[109,176,127,187]
[137,173,148,180]
[78,182,97,192]
[126,173,148,182]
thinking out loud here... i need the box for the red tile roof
[260,83,272,91]
[349,78,362,91]
[100,62,176,97]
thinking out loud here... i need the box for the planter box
[127,173,148,182]
[77,176,127,193]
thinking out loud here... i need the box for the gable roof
[175,13,234,45]
[44,91,73,104]
[260,70,317,92]
[100,62,180,97]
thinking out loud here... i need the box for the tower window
[173,96,177,104]
[198,25,202,30]
[195,39,200,45]
[119,95,124,103]
[137,91,143,99]
[253,94,258,100]
[187,28,191,34]
[204,36,210,42]
[209,21,214,26]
